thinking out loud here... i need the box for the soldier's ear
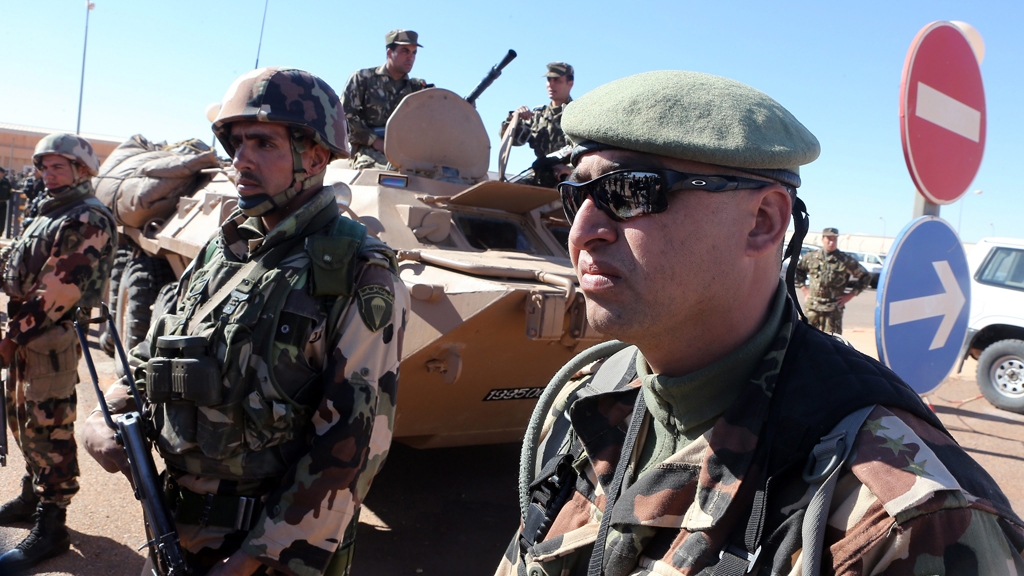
[745,184,791,258]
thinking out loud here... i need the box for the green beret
[562,71,820,183]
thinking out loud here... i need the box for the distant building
[0,123,124,173]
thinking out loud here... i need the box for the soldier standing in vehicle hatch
[343,29,432,170]
[500,62,575,188]
[795,227,869,334]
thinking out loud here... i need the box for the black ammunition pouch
[146,335,221,406]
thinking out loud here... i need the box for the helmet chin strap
[237,130,326,218]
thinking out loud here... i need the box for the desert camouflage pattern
[497,303,1024,576]
[500,98,572,187]
[32,132,101,176]
[213,67,350,159]
[103,187,408,576]
[342,65,431,169]
[1,180,116,505]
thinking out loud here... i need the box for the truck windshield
[979,247,1024,290]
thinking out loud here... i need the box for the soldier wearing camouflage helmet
[500,62,575,188]
[342,29,433,169]
[0,133,117,571]
[794,227,869,334]
[83,68,409,576]
[497,71,1023,576]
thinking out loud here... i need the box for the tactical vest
[522,315,1019,575]
[2,183,114,306]
[145,207,367,480]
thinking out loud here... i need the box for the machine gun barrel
[465,49,517,106]
[75,304,189,576]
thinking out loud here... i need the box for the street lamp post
[878,216,886,253]
[76,2,96,135]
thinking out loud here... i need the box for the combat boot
[0,502,71,573]
[0,475,39,525]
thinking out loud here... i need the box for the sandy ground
[1,293,1022,575]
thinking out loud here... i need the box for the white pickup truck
[959,237,1024,413]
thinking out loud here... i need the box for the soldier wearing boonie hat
[499,62,576,188]
[496,71,1024,576]
[795,226,869,335]
[342,29,433,170]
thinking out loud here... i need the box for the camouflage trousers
[4,348,81,505]
[141,498,358,575]
[806,307,844,335]
[350,146,390,170]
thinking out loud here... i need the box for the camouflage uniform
[500,98,572,188]
[342,65,430,169]
[1,179,117,505]
[498,287,1024,576]
[794,247,868,334]
[103,186,408,575]
[0,174,11,236]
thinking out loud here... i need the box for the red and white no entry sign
[900,21,986,205]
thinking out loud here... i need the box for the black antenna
[254,0,270,69]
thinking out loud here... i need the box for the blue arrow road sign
[876,217,970,394]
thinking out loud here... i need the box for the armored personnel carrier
[112,87,604,448]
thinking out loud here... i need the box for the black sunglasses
[556,169,774,224]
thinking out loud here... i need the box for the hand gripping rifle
[465,49,517,106]
[75,304,189,576]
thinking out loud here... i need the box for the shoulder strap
[800,405,877,576]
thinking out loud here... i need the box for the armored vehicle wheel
[151,281,179,322]
[116,255,175,357]
[99,245,133,357]
[977,339,1024,414]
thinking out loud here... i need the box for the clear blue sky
[2,0,1020,244]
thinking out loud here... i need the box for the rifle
[509,144,574,186]
[1,323,6,467]
[75,304,189,576]
[465,50,517,106]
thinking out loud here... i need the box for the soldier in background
[0,168,11,236]
[499,62,575,188]
[343,29,432,169]
[0,134,117,571]
[84,68,408,576]
[794,227,869,334]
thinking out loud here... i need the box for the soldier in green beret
[500,62,575,188]
[497,71,1023,576]
[794,227,869,334]
[342,29,433,170]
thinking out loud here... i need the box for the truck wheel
[116,255,175,355]
[976,339,1024,414]
[99,245,132,357]
[151,281,179,321]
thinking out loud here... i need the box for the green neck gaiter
[636,281,787,476]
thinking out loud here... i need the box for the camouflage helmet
[212,67,350,160]
[32,133,101,177]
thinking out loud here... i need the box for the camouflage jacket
[342,64,430,150]
[0,180,116,346]
[105,187,409,576]
[795,248,868,311]
[500,98,572,159]
[497,301,1024,576]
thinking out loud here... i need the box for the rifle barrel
[466,49,517,106]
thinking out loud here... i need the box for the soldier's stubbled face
[229,122,299,200]
[822,236,838,253]
[387,45,417,76]
[547,76,573,105]
[38,155,76,190]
